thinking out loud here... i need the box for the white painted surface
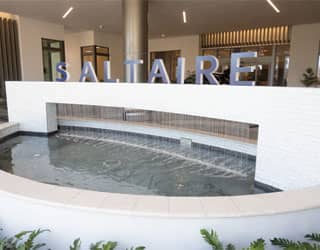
[288,22,320,87]
[17,16,65,81]
[0,171,320,250]
[5,82,320,190]
[64,30,95,82]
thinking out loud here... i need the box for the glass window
[217,49,230,59]
[82,46,95,55]
[203,49,217,57]
[81,45,110,82]
[96,46,109,54]
[41,38,65,81]
[258,46,273,57]
[50,41,62,49]
[274,45,290,86]
[202,49,224,71]
[202,44,290,86]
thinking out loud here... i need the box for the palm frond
[200,229,224,250]
[70,238,81,250]
[306,234,320,243]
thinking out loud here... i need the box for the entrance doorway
[41,38,65,81]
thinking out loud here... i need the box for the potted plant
[301,67,319,87]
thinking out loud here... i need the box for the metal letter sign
[57,52,258,86]
[124,59,144,83]
[148,59,170,84]
[176,57,186,84]
[80,61,98,82]
[195,56,219,85]
[56,62,69,82]
[104,61,119,83]
[230,52,258,86]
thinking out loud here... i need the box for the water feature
[0,127,257,196]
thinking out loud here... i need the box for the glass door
[81,45,110,82]
[42,38,65,81]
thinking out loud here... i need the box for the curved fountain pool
[0,127,256,196]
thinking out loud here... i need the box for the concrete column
[123,0,148,83]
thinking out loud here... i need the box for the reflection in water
[0,130,257,197]
[0,136,21,174]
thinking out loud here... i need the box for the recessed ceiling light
[62,6,74,19]
[266,0,280,13]
[182,11,187,23]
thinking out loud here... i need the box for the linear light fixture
[266,0,280,13]
[62,6,74,19]
[182,11,187,23]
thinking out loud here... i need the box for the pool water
[0,128,257,196]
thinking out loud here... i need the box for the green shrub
[271,233,320,250]
[70,238,145,250]
[2,226,320,250]
[70,238,81,250]
[201,228,266,250]
[201,228,320,250]
[0,229,49,250]
[89,240,117,250]
[301,68,319,87]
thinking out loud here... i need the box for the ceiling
[0,0,320,38]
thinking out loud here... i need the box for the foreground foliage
[271,233,320,250]
[70,238,145,250]
[301,68,319,87]
[0,229,145,250]
[2,227,320,249]
[0,229,49,250]
[201,229,320,250]
[200,229,265,250]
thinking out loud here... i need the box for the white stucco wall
[6,82,320,191]
[288,22,320,87]
[17,16,65,81]
[149,35,200,77]
[1,188,320,250]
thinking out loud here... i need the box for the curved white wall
[6,82,320,190]
[1,172,320,250]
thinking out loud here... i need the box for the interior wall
[18,16,64,81]
[17,17,320,87]
[149,35,200,78]
[64,30,95,82]
[94,31,123,81]
[288,22,320,87]
[15,15,199,84]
